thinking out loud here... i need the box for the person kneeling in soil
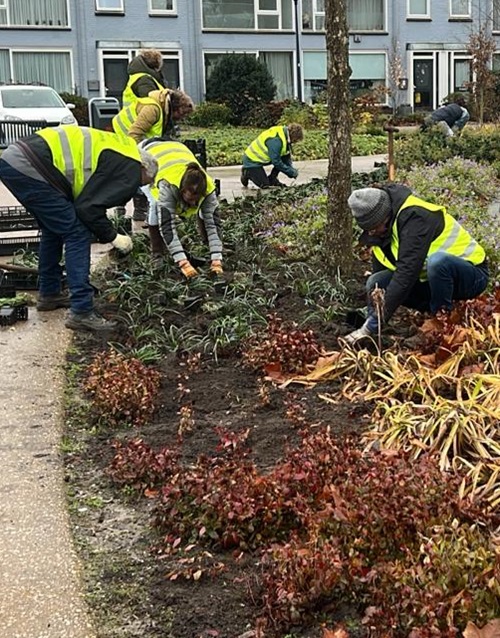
[139,139,223,279]
[240,123,303,189]
[421,96,470,138]
[0,126,158,332]
[343,184,489,346]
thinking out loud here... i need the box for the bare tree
[467,27,496,124]
[324,0,353,274]
[387,39,405,116]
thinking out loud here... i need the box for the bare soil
[63,301,383,638]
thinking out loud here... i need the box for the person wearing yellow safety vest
[240,123,303,189]
[122,49,167,109]
[113,87,194,222]
[113,88,194,145]
[0,126,158,333]
[343,184,489,346]
[139,139,223,279]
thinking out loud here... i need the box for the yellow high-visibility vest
[36,126,140,197]
[112,97,163,139]
[372,193,485,280]
[121,73,164,109]
[147,141,215,216]
[244,126,288,164]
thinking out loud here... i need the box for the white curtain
[451,0,469,14]
[0,50,11,83]
[9,0,68,26]
[348,0,383,30]
[494,0,500,30]
[260,51,293,100]
[12,52,72,92]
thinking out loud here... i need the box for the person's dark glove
[178,259,198,279]
[290,167,298,179]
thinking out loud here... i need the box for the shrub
[279,100,319,129]
[241,314,320,374]
[107,438,180,492]
[59,92,89,126]
[241,100,290,128]
[186,101,232,127]
[206,53,276,125]
[83,349,161,427]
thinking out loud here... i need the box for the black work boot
[148,225,167,266]
[65,310,117,332]
[37,291,71,311]
[132,193,148,222]
[240,169,249,187]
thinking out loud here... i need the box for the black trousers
[242,165,281,188]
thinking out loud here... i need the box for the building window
[453,57,471,93]
[347,0,384,31]
[95,0,124,13]
[0,49,10,82]
[100,49,181,102]
[349,53,387,98]
[149,0,176,13]
[8,51,73,92]
[450,0,470,18]
[302,0,325,31]
[407,0,430,18]
[204,51,293,99]
[0,0,69,27]
[303,50,388,103]
[202,0,292,29]
[494,0,500,31]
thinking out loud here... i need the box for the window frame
[407,0,430,19]
[97,47,184,99]
[7,48,75,93]
[149,0,177,15]
[449,0,471,18]
[0,0,70,28]
[201,0,292,31]
[346,0,386,33]
[95,0,124,14]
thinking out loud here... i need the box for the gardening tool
[0,262,39,275]
[345,307,368,328]
[383,123,400,182]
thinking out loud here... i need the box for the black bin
[88,98,120,131]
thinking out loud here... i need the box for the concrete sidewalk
[210,154,387,202]
[0,154,386,637]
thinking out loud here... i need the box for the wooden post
[383,123,400,182]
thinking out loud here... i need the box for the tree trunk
[324,0,353,275]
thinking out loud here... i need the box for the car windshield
[1,88,65,108]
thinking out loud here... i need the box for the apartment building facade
[1,0,500,111]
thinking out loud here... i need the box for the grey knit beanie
[348,188,391,231]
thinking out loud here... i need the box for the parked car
[0,84,78,125]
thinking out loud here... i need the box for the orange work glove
[210,260,223,275]
[178,259,198,279]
